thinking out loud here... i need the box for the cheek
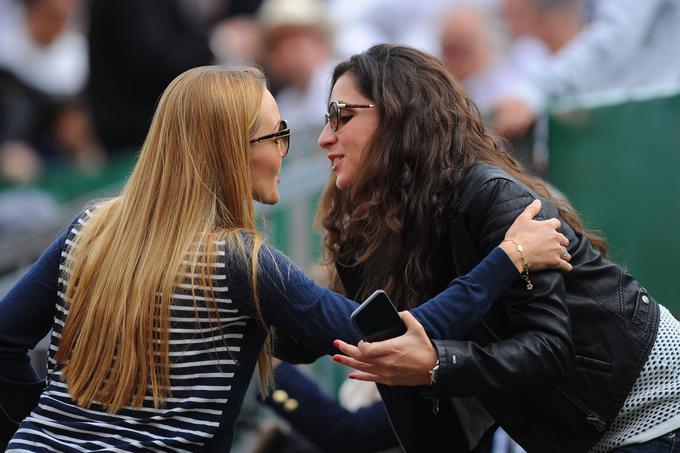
[251,154,279,178]
[346,136,368,168]
[273,153,283,171]
[250,158,267,188]
[266,156,281,179]
[249,160,258,180]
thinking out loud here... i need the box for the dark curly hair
[318,44,606,310]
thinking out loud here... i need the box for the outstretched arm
[332,182,577,393]
[332,198,572,385]
[231,199,569,361]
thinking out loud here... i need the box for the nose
[318,123,337,151]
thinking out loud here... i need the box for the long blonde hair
[55,66,274,413]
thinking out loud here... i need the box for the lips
[328,153,345,171]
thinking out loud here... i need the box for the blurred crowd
[0,0,678,450]
[0,0,678,279]
[1,0,678,191]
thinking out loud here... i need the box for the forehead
[257,89,280,127]
[330,73,371,102]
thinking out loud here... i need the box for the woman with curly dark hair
[326,44,680,453]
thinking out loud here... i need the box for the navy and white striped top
[1,209,519,452]
[10,209,271,452]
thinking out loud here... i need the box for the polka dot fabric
[591,305,680,452]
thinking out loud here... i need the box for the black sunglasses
[324,101,375,131]
[250,119,291,156]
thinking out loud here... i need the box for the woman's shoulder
[61,204,101,242]
[219,231,299,276]
[73,204,99,225]
[457,163,536,213]
[69,200,115,229]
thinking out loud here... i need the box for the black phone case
[351,290,407,342]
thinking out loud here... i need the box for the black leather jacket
[276,163,660,453]
[379,163,660,453]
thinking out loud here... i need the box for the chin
[253,187,280,205]
[334,171,355,190]
[261,193,280,205]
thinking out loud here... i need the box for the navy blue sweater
[0,214,518,451]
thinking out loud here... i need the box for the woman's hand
[332,311,436,386]
[500,199,572,273]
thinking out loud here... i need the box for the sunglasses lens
[279,120,290,155]
[329,102,339,131]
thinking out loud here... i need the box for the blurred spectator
[210,16,263,66]
[326,0,497,58]
[256,361,399,453]
[493,0,680,137]
[87,0,215,154]
[498,0,584,81]
[502,0,538,37]
[439,5,521,120]
[527,0,585,53]
[256,0,336,156]
[438,3,545,173]
[88,0,266,154]
[88,0,266,155]
[0,0,86,99]
[0,0,103,184]
[177,0,263,65]
[329,0,451,56]
[499,0,551,96]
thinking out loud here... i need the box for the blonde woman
[0,66,570,452]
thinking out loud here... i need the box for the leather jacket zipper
[555,387,607,432]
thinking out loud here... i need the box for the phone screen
[351,290,407,342]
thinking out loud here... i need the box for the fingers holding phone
[333,310,438,386]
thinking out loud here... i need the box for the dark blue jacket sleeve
[411,246,518,340]
[225,244,518,355]
[0,226,69,423]
[260,362,398,452]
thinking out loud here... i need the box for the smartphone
[351,289,408,342]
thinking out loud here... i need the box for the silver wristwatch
[428,359,440,385]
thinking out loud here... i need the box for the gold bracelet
[502,239,533,291]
